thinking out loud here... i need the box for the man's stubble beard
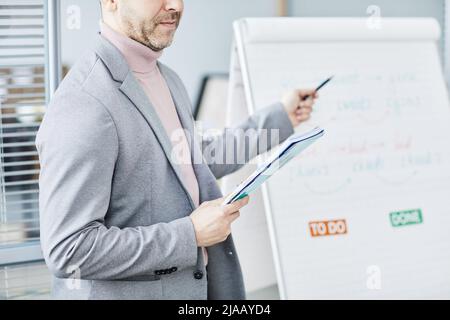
[123,12,181,52]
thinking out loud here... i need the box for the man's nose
[164,0,183,11]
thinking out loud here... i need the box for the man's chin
[146,38,174,51]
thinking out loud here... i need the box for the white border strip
[44,0,62,103]
[445,0,450,85]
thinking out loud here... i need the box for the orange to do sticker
[309,219,347,237]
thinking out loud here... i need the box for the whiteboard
[228,17,450,299]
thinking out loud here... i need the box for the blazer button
[193,271,204,280]
[170,267,178,273]
[155,270,161,276]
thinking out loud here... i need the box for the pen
[301,75,334,102]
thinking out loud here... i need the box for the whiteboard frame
[233,20,289,300]
[445,0,450,85]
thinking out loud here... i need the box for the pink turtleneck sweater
[100,22,208,265]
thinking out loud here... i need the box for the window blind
[0,0,50,300]
[0,0,45,247]
[0,261,50,300]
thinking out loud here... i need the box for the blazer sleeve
[202,102,295,180]
[36,89,198,281]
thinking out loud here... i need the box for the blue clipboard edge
[223,127,325,205]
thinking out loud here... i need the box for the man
[36,0,317,300]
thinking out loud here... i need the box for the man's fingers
[297,104,313,111]
[223,196,250,215]
[228,210,241,223]
[296,111,312,119]
[298,89,316,99]
[210,197,227,206]
[297,113,311,122]
[297,105,313,112]
[299,88,316,95]
[228,196,250,212]
[299,101,314,109]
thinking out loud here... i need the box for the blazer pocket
[89,278,163,300]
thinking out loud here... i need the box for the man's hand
[281,89,318,128]
[190,196,250,247]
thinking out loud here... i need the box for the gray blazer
[36,34,294,300]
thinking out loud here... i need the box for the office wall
[60,0,278,102]
[60,0,100,67]
[289,0,446,56]
[289,0,444,19]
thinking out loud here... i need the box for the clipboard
[222,127,325,205]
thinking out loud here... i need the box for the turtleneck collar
[100,21,163,74]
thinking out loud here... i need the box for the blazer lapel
[158,64,195,140]
[119,71,197,211]
[159,64,221,204]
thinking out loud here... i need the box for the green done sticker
[390,209,423,228]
